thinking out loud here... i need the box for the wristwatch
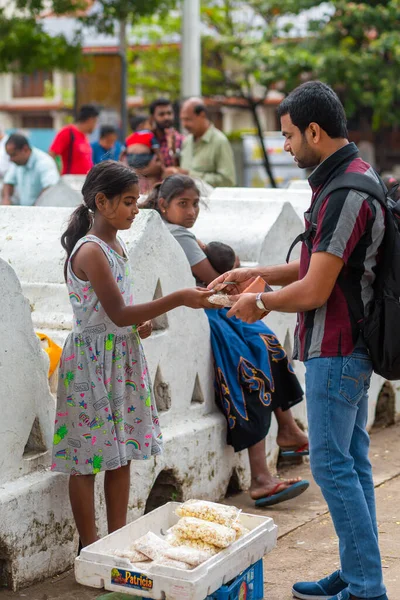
[255,292,267,311]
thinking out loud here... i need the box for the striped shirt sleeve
[312,189,373,264]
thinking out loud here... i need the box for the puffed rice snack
[171,516,236,548]
[176,499,241,527]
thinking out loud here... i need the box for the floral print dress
[51,234,163,475]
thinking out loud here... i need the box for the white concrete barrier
[193,198,305,265]
[207,186,312,221]
[36,180,82,207]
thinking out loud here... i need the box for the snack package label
[110,568,153,590]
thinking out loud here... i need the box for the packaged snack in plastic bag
[171,516,236,548]
[163,544,211,566]
[132,531,171,560]
[231,521,250,539]
[114,548,149,562]
[176,499,241,527]
[166,533,219,555]
[151,557,191,570]
[130,561,153,570]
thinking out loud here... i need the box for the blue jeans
[305,349,386,598]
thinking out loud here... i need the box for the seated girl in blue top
[142,175,310,507]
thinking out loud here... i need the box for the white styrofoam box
[75,502,277,600]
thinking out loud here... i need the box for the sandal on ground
[254,479,310,507]
[279,443,309,457]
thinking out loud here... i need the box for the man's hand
[138,321,153,339]
[227,293,268,323]
[208,267,257,295]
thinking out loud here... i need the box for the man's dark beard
[156,121,173,131]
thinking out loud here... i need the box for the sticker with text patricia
[111,568,153,590]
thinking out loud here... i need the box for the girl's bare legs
[104,463,131,534]
[248,438,301,500]
[274,407,308,449]
[69,474,97,547]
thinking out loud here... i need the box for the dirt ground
[1,422,399,600]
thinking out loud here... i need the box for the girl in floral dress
[52,161,211,547]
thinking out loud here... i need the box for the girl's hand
[138,320,153,339]
[207,268,257,295]
[182,288,214,309]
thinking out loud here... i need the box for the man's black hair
[76,104,100,123]
[277,81,348,139]
[130,115,148,131]
[150,98,172,115]
[204,241,236,274]
[6,133,30,150]
[99,125,117,138]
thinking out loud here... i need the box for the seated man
[91,125,123,164]
[2,133,59,206]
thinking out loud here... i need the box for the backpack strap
[286,172,388,263]
[66,126,75,175]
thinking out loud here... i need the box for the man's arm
[258,260,300,286]
[1,183,14,205]
[260,252,343,312]
[227,252,343,322]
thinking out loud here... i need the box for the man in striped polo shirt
[209,82,388,600]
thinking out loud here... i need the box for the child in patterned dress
[52,161,212,547]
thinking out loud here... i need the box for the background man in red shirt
[49,105,99,175]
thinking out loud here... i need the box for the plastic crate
[75,502,277,600]
[205,560,263,600]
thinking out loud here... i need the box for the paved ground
[1,422,399,600]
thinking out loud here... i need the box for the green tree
[255,0,400,131]
[0,1,84,72]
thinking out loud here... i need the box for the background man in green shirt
[177,98,236,187]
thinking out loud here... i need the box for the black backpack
[286,172,400,380]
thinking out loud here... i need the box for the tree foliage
[0,5,84,73]
[0,0,177,73]
[255,0,400,130]
[129,0,400,131]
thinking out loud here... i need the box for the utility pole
[119,17,128,141]
[181,0,201,99]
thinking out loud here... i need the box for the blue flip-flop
[254,480,310,507]
[280,443,309,457]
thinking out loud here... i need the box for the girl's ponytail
[61,204,93,281]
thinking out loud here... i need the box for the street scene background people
[91,125,124,164]
[49,104,99,175]
[179,98,236,187]
[1,133,59,205]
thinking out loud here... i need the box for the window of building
[21,115,54,129]
[13,71,53,98]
